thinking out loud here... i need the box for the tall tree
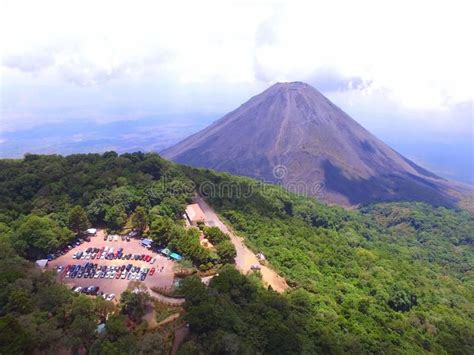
[120,284,149,322]
[68,206,90,234]
[14,214,73,259]
[131,206,149,232]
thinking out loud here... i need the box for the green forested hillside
[183,167,474,354]
[0,153,472,354]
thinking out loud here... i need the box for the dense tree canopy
[0,153,472,354]
[184,166,474,354]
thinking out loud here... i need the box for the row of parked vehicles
[48,229,143,261]
[59,262,156,281]
[71,285,115,301]
[73,246,157,263]
[48,237,91,260]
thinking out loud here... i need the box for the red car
[149,267,155,276]
[115,272,121,279]
[145,255,151,262]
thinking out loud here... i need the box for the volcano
[163,82,463,207]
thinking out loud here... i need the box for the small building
[96,323,106,334]
[185,204,206,226]
[35,259,49,269]
[86,228,97,235]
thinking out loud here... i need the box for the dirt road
[194,196,288,293]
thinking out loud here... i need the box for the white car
[121,272,127,279]
[113,235,118,242]
[150,258,156,264]
[74,286,82,293]
[108,235,113,241]
[94,272,100,279]
[106,293,115,301]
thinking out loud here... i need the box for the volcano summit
[163,82,465,207]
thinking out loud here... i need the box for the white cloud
[0,0,473,131]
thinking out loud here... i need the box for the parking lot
[48,230,176,299]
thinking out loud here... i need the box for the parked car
[150,258,156,264]
[74,286,82,293]
[104,235,108,241]
[149,267,155,275]
[106,293,115,301]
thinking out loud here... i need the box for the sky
[0,0,473,182]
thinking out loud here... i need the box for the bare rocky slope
[163,82,469,207]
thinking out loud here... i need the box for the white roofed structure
[185,204,206,226]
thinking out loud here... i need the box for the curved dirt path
[148,289,185,305]
[194,196,288,293]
